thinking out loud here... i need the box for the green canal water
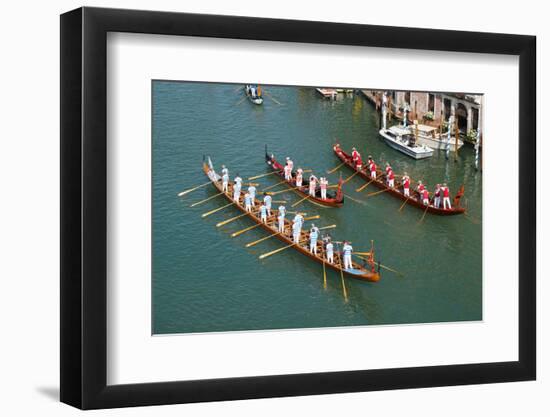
[152,81,482,335]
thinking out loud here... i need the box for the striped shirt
[310,229,318,241]
[248,185,256,196]
[326,243,334,255]
[263,195,272,208]
[244,194,252,205]
[222,173,229,183]
[293,214,304,226]
[234,176,242,186]
[278,205,286,217]
[343,244,353,256]
[260,205,267,216]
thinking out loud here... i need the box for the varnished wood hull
[265,151,344,208]
[333,145,466,216]
[203,161,379,282]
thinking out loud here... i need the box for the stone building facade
[365,90,482,135]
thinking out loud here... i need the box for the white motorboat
[413,124,464,150]
[379,125,434,160]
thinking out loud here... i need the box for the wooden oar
[248,171,280,181]
[291,194,311,207]
[399,196,411,211]
[231,222,267,237]
[354,252,372,256]
[322,259,327,290]
[339,266,349,303]
[216,212,248,227]
[271,200,288,204]
[343,193,366,205]
[419,204,430,222]
[343,170,361,184]
[189,192,224,207]
[355,179,374,192]
[267,186,302,196]
[262,180,287,191]
[354,255,405,277]
[201,202,235,218]
[319,224,336,231]
[365,188,390,198]
[326,162,345,174]
[177,181,212,197]
[246,232,282,248]
[259,241,305,260]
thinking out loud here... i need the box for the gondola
[203,157,380,282]
[333,144,466,215]
[265,149,344,208]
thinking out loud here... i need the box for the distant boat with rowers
[245,84,263,105]
[333,144,466,216]
[379,125,434,160]
[265,148,344,208]
[201,157,380,282]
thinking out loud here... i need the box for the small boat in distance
[379,125,434,159]
[245,84,263,105]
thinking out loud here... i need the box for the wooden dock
[316,88,338,100]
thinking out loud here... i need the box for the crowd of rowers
[278,156,333,200]
[350,147,453,209]
[219,165,361,270]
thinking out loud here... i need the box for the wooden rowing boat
[265,149,344,208]
[203,157,380,282]
[333,144,466,215]
[245,84,263,105]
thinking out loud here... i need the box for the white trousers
[371,171,377,179]
[296,179,302,187]
[321,188,327,199]
[246,203,252,212]
[404,187,409,197]
[423,198,429,206]
[309,187,316,196]
[278,218,285,233]
[222,182,228,192]
[261,213,267,223]
[293,231,300,243]
[310,240,317,254]
[285,173,291,180]
[388,179,394,188]
[443,197,451,209]
[344,254,352,269]
[233,192,240,202]
[327,252,334,264]
[250,194,255,205]
[434,197,441,208]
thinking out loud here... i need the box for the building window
[444,98,452,119]
[404,91,411,105]
[428,93,435,113]
[471,108,479,131]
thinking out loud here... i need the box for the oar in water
[248,171,280,181]
[189,192,225,207]
[262,180,287,191]
[355,179,375,192]
[322,260,327,290]
[291,194,311,207]
[271,200,288,204]
[258,240,305,260]
[201,202,235,218]
[343,170,361,184]
[216,212,249,227]
[177,181,212,197]
[246,232,282,248]
[354,251,372,256]
[419,204,430,223]
[399,196,411,211]
[339,265,349,303]
[326,162,345,174]
[343,194,366,205]
[354,254,404,277]
[365,188,390,198]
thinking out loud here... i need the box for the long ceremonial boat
[203,157,380,282]
[333,144,466,215]
[265,149,344,208]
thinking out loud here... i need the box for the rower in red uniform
[351,147,360,161]
[402,172,411,197]
[385,162,392,176]
[368,156,377,179]
[433,184,442,208]
[422,188,430,206]
[416,181,425,200]
[442,183,451,209]
[355,153,363,171]
[387,168,395,188]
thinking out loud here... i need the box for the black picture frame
[60,6,536,410]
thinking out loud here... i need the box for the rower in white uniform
[286,157,294,171]
[292,219,301,244]
[342,241,353,270]
[232,175,242,202]
[277,205,286,233]
[263,193,272,217]
[296,168,304,187]
[309,224,319,255]
[309,175,317,197]
[222,172,229,193]
[248,184,257,206]
[319,177,328,200]
[244,192,252,212]
[283,164,292,181]
[221,165,229,178]
[325,238,334,264]
[259,203,268,224]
